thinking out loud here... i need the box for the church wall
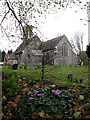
[17,47,42,65]
[54,36,77,65]
[19,48,32,65]
[16,36,42,65]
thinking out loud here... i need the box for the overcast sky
[0,1,89,52]
[39,3,88,51]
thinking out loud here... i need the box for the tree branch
[5,0,27,38]
[6,0,21,24]
[0,24,11,41]
[0,10,10,25]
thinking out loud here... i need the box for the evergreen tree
[8,50,13,54]
[0,50,2,62]
[86,44,90,58]
[2,51,5,62]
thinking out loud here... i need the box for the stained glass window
[62,42,68,56]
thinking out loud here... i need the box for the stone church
[40,35,77,66]
[6,26,77,66]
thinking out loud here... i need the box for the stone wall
[54,36,77,65]
[16,37,42,65]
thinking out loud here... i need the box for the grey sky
[0,0,89,52]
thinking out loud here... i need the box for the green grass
[2,65,89,87]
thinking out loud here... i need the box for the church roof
[14,35,40,54]
[31,50,43,56]
[40,35,64,51]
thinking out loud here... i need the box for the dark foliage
[86,44,90,58]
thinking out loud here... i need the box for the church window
[62,42,68,56]
[28,54,30,58]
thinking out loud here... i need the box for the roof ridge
[43,35,63,43]
[14,35,40,54]
[40,35,64,51]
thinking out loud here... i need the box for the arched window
[28,54,30,58]
[62,42,68,56]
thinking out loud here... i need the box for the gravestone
[24,65,27,69]
[19,66,22,69]
[12,64,18,70]
[30,63,33,69]
[68,73,73,82]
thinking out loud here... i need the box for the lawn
[2,65,89,87]
[1,65,90,119]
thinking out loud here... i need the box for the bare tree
[0,0,88,43]
[70,32,84,54]
[70,32,89,65]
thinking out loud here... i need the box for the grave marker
[68,73,73,82]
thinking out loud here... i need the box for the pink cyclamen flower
[33,90,39,93]
[29,97,33,100]
[44,85,47,87]
[37,94,43,96]
[55,92,60,95]
[34,94,36,96]
[41,94,44,96]
[52,90,56,93]
[56,89,59,92]
[31,95,33,97]
[37,94,41,96]
[36,91,39,93]
[80,78,84,80]
[34,90,37,92]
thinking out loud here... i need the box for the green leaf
[25,2,27,5]
[25,8,27,10]
[79,95,84,101]
[74,111,81,118]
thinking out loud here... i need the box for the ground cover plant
[2,65,90,119]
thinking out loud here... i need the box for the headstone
[12,64,18,70]
[81,62,83,66]
[19,66,22,69]
[30,64,33,69]
[24,65,27,70]
[68,73,73,82]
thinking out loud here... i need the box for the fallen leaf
[39,111,45,118]
[56,115,62,119]
[74,111,81,118]
[79,95,84,101]
[73,104,79,110]
[8,101,17,107]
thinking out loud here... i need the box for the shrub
[16,87,74,118]
[2,74,18,95]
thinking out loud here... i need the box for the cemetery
[0,0,90,119]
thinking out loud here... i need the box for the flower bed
[16,87,74,119]
[2,70,90,119]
